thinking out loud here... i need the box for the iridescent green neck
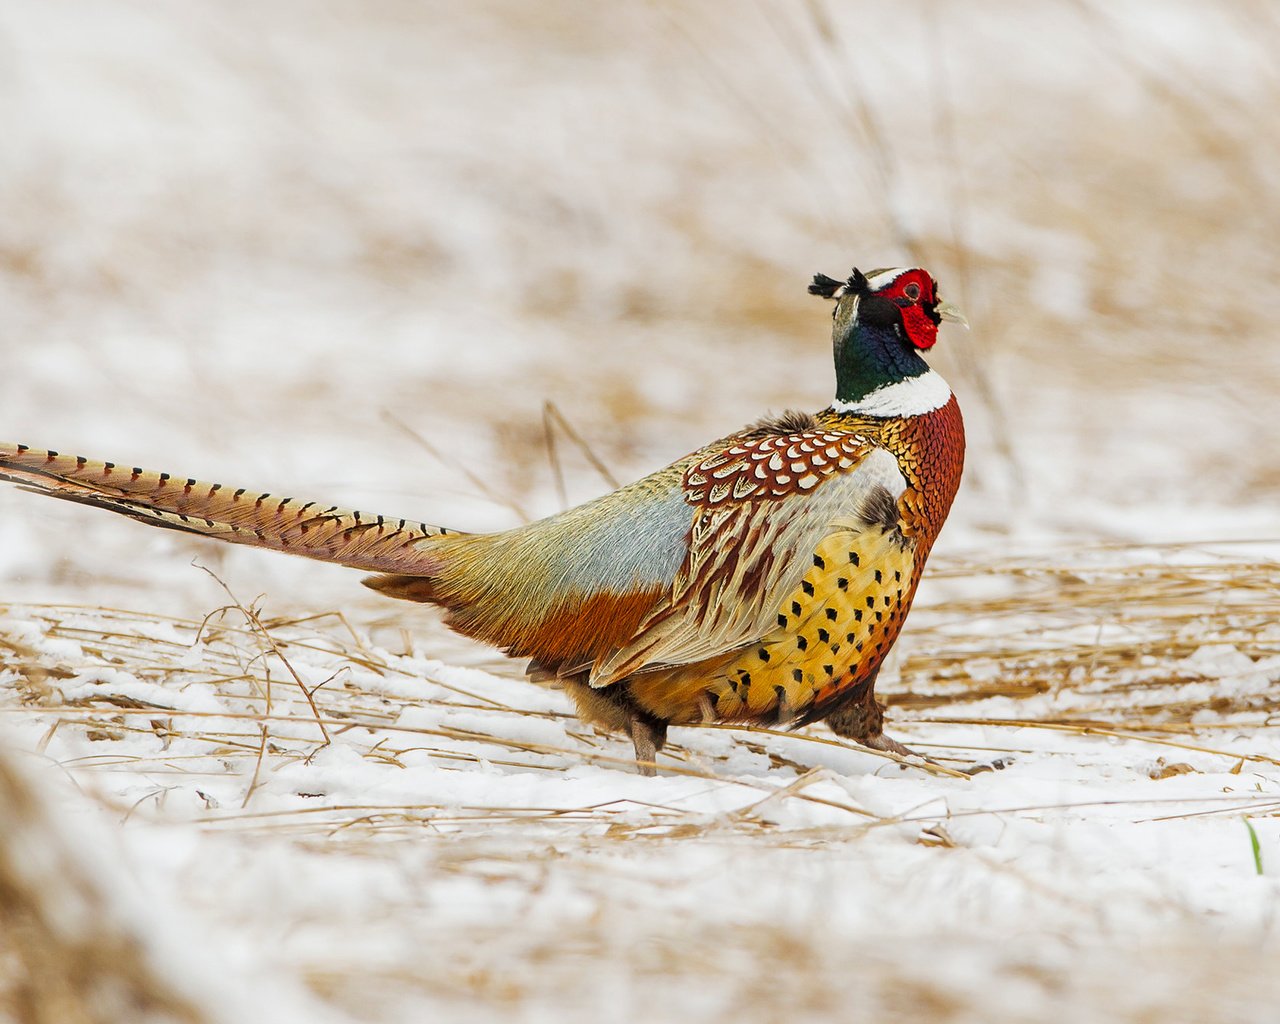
[831,295,930,406]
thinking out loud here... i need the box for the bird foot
[957,756,1014,776]
[860,735,1014,775]
[826,690,1015,774]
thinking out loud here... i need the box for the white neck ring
[830,369,952,418]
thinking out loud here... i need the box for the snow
[2,2,1280,1022]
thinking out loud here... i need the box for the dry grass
[0,748,211,1024]
[903,544,1280,728]
[2,542,1276,836]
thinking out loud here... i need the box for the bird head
[809,266,967,352]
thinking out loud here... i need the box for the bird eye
[903,282,921,302]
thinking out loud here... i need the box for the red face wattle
[876,269,940,350]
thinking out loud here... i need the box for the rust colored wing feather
[0,443,455,574]
[367,569,667,666]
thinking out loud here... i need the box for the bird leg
[558,677,670,777]
[826,673,1010,774]
[628,715,668,777]
[826,693,918,757]
[825,671,920,758]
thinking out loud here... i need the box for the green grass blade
[1244,817,1264,876]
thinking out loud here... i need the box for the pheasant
[0,265,966,774]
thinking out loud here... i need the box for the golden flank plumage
[629,507,915,725]
[0,264,967,774]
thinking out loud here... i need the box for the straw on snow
[1,542,1276,838]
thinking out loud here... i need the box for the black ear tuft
[808,273,844,299]
[845,268,870,295]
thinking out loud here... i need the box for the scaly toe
[959,755,1014,776]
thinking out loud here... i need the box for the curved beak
[934,298,969,330]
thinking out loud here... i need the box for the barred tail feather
[0,442,457,574]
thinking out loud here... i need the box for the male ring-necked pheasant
[0,266,966,774]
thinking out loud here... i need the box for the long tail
[0,442,458,574]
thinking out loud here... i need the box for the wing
[587,425,909,687]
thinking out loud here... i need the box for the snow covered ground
[2,2,1279,1022]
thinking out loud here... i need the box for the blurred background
[3,7,1280,1022]
[2,0,1278,611]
